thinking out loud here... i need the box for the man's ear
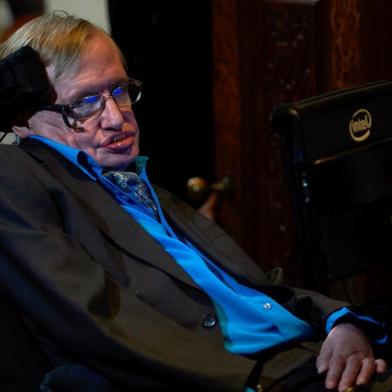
[10,103,58,138]
[12,125,34,138]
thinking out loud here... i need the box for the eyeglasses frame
[41,78,142,129]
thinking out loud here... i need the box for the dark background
[108,1,214,202]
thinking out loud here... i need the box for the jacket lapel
[20,139,200,290]
[156,187,270,288]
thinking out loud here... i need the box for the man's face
[34,32,139,170]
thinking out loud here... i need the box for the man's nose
[100,96,125,130]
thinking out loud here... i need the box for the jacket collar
[156,187,269,287]
[20,138,200,289]
[19,138,268,290]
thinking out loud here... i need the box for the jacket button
[202,313,217,328]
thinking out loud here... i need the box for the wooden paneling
[212,0,392,292]
[213,0,322,284]
[212,0,244,245]
[329,0,361,89]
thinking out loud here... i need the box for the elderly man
[0,11,390,392]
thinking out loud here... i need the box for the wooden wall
[212,0,392,296]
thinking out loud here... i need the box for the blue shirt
[29,136,386,356]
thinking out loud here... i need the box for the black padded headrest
[0,46,51,131]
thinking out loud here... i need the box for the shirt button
[202,313,217,328]
[263,302,272,310]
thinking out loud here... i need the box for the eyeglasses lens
[71,80,142,120]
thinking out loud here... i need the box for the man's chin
[98,155,137,170]
[98,149,139,171]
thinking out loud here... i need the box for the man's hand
[316,323,387,391]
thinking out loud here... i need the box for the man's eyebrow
[70,78,129,101]
[72,87,100,101]
[109,78,130,89]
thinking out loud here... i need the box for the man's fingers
[375,359,387,374]
[336,356,362,392]
[317,357,329,374]
[355,358,376,386]
[333,357,384,391]
[317,347,332,374]
[324,356,345,390]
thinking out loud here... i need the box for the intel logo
[349,109,372,142]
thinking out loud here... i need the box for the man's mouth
[112,134,128,143]
[102,132,135,151]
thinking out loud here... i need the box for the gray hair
[0,11,121,81]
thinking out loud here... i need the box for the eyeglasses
[42,78,142,128]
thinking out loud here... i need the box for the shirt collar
[28,135,148,179]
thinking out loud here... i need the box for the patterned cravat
[103,171,159,219]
